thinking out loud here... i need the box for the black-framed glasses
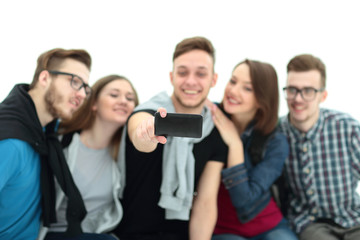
[283,86,325,102]
[48,70,91,97]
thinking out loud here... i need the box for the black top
[114,111,227,240]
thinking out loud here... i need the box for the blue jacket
[221,127,289,223]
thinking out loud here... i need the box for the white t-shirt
[49,139,113,232]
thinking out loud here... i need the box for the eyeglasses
[283,86,325,102]
[48,70,91,97]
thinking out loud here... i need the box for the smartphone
[154,112,203,138]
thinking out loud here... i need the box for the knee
[212,234,246,240]
[263,228,298,240]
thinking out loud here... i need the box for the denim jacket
[221,127,289,223]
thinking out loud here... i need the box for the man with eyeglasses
[278,54,360,240]
[0,48,91,240]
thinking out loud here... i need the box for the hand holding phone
[154,112,203,138]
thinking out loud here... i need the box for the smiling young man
[0,48,91,240]
[114,37,228,240]
[278,54,360,240]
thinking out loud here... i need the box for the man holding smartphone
[114,36,228,240]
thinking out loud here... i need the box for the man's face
[45,58,90,120]
[286,70,327,130]
[170,49,217,113]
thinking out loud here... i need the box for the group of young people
[1,36,360,240]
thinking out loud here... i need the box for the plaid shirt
[279,108,360,234]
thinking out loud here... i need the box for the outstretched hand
[135,107,168,145]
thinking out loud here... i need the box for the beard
[44,83,71,120]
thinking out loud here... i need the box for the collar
[287,109,325,143]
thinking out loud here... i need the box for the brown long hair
[231,59,279,135]
[30,48,91,89]
[59,74,139,160]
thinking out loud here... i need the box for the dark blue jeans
[212,218,298,240]
[44,232,118,240]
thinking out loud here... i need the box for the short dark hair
[287,54,326,88]
[172,36,215,66]
[30,48,92,89]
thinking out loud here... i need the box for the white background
[1,0,359,121]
